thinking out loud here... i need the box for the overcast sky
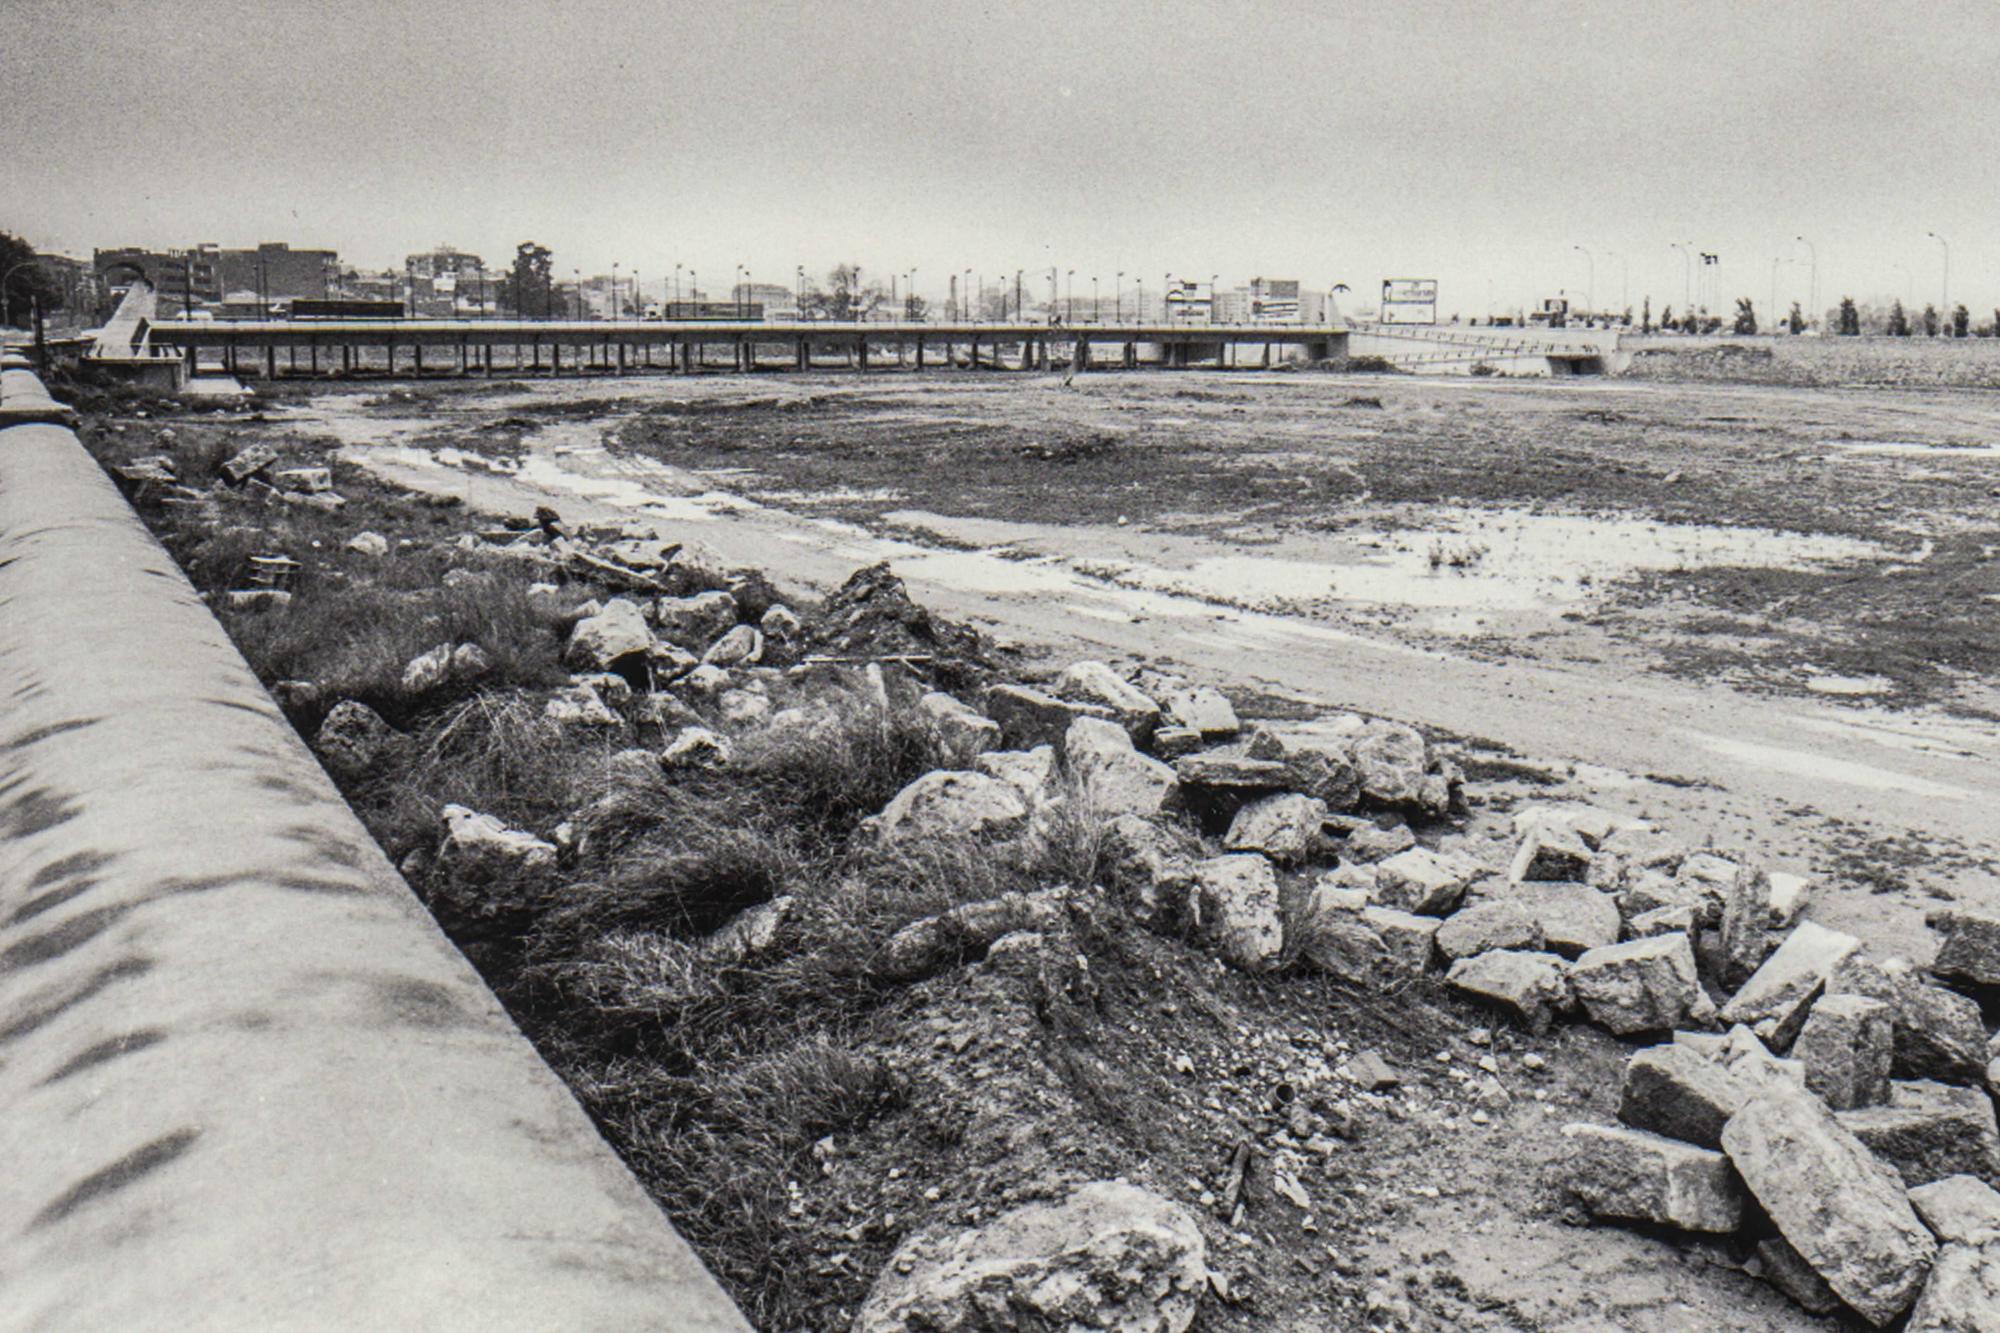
[6,0,1996,317]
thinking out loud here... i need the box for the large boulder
[565,597,654,672]
[1374,847,1479,916]
[701,623,764,668]
[1569,933,1717,1035]
[652,589,739,651]
[919,691,1002,768]
[975,746,1057,802]
[1157,681,1238,738]
[854,1180,1207,1333]
[1223,792,1326,864]
[1561,1123,1745,1233]
[1445,950,1571,1033]
[1066,717,1178,819]
[1909,1175,2000,1245]
[1053,661,1160,742]
[879,890,1066,982]
[1099,815,1198,929]
[1362,906,1442,975]
[1794,994,1896,1110]
[1618,1043,1749,1149]
[1932,908,2000,988]
[1193,854,1285,972]
[1350,720,1446,813]
[437,804,557,880]
[1831,952,1988,1085]
[875,771,1030,844]
[1719,920,1863,1049]
[1506,880,1621,956]
[1717,865,1778,989]
[314,699,400,781]
[1837,1081,2000,1190]
[1170,753,1294,816]
[1721,1083,1937,1326]
[1906,1243,2000,1333]
[985,683,1114,752]
[1436,900,1544,961]
[1298,887,1392,980]
[1243,728,1362,808]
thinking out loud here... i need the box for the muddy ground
[83,364,2000,1329]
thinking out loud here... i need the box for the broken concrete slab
[1909,1175,2000,1246]
[1794,993,1896,1111]
[1445,949,1571,1033]
[1719,920,1862,1050]
[1436,900,1544,961]
[1570,933,1717,1036]
[1932,907,2000,989]
[1722,1083,1937,1326]
[1559,1122,1745,1233]
[1374,847,1480,916]
[1838,1081,2000,1191]
[1617,1043,1750,1149]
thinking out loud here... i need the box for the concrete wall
[0,380,749,1331]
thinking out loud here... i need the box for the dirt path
[304,383,1999,959]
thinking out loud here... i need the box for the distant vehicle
[291,298,406,319]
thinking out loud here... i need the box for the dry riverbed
[67,364,2000,1329]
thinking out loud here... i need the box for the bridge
[141,316,1351,379]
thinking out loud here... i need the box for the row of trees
[0,231,71,329]
[1829,297,1985,337]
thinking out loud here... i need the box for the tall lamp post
[611,262,620,320]
[1927,231,1950,329]
[1571,245,1594,321]
[1066,269,1074,322]
[1669,242,1693,323]
[1115,270,1124,322]
[1794,236,1817,331]
[1091,276,1099,323]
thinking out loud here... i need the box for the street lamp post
[1927,231,1950,328]
[1571,245,1594,321]
[735,264,745,318]
[611,262,620,320]
[1209,273,1218,325]
[1794,236,1817,331]
[1092,276,1099,323]
[963,268,972,321]
[1669,242,1692,323]
[1066,270,1074,322]
[1115,270,1124,322]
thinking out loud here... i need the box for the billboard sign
[1381,278,1438,325]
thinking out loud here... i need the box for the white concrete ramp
[90,275,158,360]
[0,371,749,1330]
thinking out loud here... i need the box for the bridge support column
[266,344,277,380]
[1123,342,1135,370]
[1261,343,1271,368]
[915,336,925,369]
[857,337,868,371]
[796,339,807,371]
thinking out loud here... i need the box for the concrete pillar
[915,336,925,369]
[969,335,979,369]
[1124,341,1136,369]
[342,344,352,375]
[414,343,424,376]
[552,342,561,374]
[266,344,277,380]
[858,337,868,371]
[796,339,807,371]
[1261,342,1271,368]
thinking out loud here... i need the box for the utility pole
[1669,242,1692,321]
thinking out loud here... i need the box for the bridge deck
[148,317,1347,349]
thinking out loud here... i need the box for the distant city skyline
[6,0,1997,321]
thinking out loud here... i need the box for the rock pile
[1551,878,2000,1324]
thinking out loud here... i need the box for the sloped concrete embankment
[0,379,748,1330]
